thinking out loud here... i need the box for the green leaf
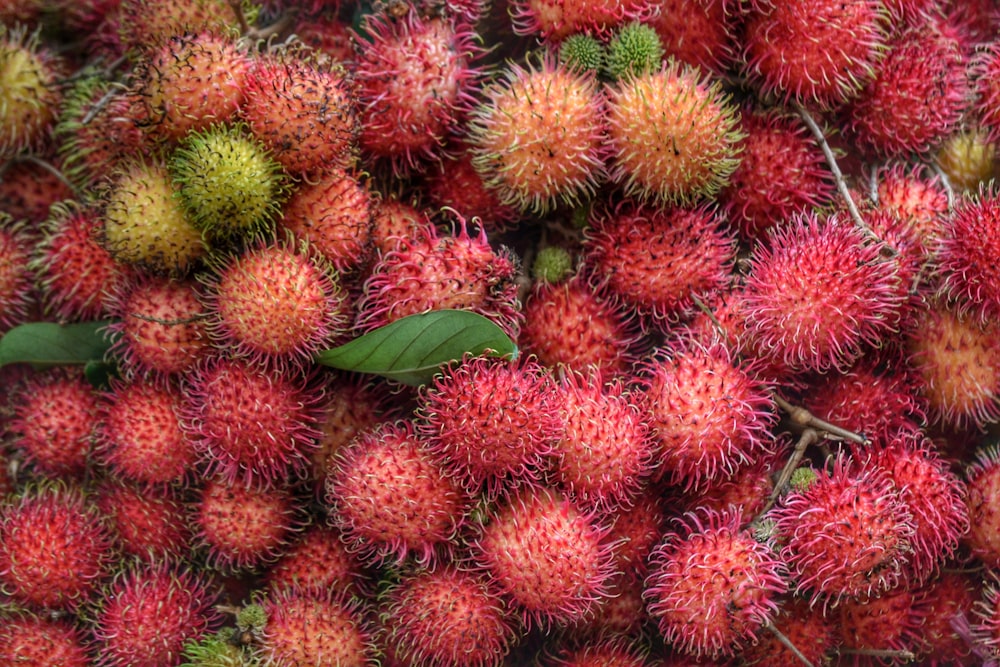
[0,321,113,368]
[316,310,517,386]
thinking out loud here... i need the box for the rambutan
[467,57,607,214]
[583,199,735,322]
[202,239,348,364]
[240,51,359,176]
[326,419,472,567]
[682,453,778,520]
[417,354,562,497]
[741,212,903,373]
[965,445,1000,568]
[9,366,102,480]
[905,299,1000,430]
[424,141,520,234]
[934,128,999,194]
[770,456,915,607]
[519,274,644,378]
[94,479,194,562]
[0,613,91,667]
[543,635,651,667]
[354,12,482,173]
[644,508,787,660]
[258,588,376,667]
[916,571,980,664]
[279,167,374,274]
[604,59,743,205]
[646,0,736,73]
[843,17,970,158]
[552,367,655,510]
[169,122,288,243]
[0,482,114,611]
[836,585,930,665]
[718,105,835,241]
[602,485,668,577]
[291,11,355,63]
[95,377,197,485]
[379,563,518,667]
[0,155,75,224]
[369,193,428,256]
[0,213,34,333]
[472,486,616,628]
[116,0,249,53]
[105,274,212,379]
[133,31,251,143]
[872,161,950,251]
[741,0,889,109]
[0,26,66,159]
[739,595,837,666]
[180,355,323,489]
[194,476,301,571]
[509,0,655,41]
[92,563,222,667]
[974,571,1000,659]
[33,200,124,322]
[101,156,208,275]
[935,187,1000,324]
[605,21,664,80]
[265,525,367,597]
[355,217,521,339]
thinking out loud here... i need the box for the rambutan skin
[0,613,91,667]
[741,212,903,373]
[965,445,1000,568]
[0,214,35,333]
[935,187,1000,325]
[510,0,655,41]
[644,508,787,660]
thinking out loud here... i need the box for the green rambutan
[606,21,663,79]
[559,33,606,73]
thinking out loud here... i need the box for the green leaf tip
[315,310,518,386]
[0,320,113,368]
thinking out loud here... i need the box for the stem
[837,648,916,661]
[757,427,818,518]
[766,621,816,667]
[773,394,867,444]
[230,0,252,35]
[930,160,956,213]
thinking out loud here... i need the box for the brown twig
[773,394,867,444]
[837,648,916,661]
[757,427,818,519]
[766,621,816,667]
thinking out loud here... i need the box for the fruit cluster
[2,0,1000,665]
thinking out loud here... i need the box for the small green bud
[559,34,605,74]
[236,603,267,634]
[180,632,258,667]
[607,22,664,79]
[789,466,818,493]
[531,246,574,284]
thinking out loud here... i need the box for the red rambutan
[583,199,735,322]
[325,419,472,567]
[116,0,246,54]
[0,156,75,224]
[424,141,520,234]
[265,524,367,597]
[510,0,655,41]
[0,613,91,667]
[542,635,652,667]
[94,479,193,562]
[974,571,1000,660]
[965,445,1000,568]
[0,482,114,611]
[644,507,787,660]
[417,354,561,498]
[872,161,950,251]
[836,585,930,665]
[468,56,607,214]
[0,214,35,334]
[917,571,980,665]
[739,595,837,667]
[935,187,1000,324]
[472,486,616,628]
[741,212,903,373]
[646,0,737,73]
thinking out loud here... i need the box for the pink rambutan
[974,571,1000,659]
[291,11,355,63]
[0,213,34,333]
[279,167,374,274]
[9,366,102,480]
[259,588,376,667]
[33,200,125,322]
[95,377,197,485]
[836,585,930,665]
[646,0,737,73]
[510,0,655,41]
[604,59,743,205]
[644,507,787,660]
[583,199,735,322]
[472,486,616,628]
[202,240,349,365]
[974,40,1000,142]
[369,193,429,256]
[770,456,915,607]
[194,476,301,571]
[417,354,561,497]
[0,482,114,611]
[266,525,367,597]
[379,563,518,667]
[741,0,890,109]
[741,212,903,373]
[355,217,521,339]
[639,335,776,491]
[916,571,980,665]
[519,274,645,378]
[905,299,1000,430]
[354,12,482,173]
[424,141,520,234]
[739,595,837,667]
[467,56,606,214]
[0,613,91,667]
[965,445,1000,568]
[552,367,655,510]
[843,17,970,158]
[682,454,778,520]
[717,105,835,241]
[935,187,1000,324]
[241,51,359,175]
[180,355,323,489]
[325,419,472,567]
[872,162,950,250]
[92,563,222,667]
[94,479,193,562]
[602,485,668,577]
[133,31,250,143]
[105,274,212,379]
[543,635,652,667]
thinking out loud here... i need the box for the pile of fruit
[2,0,1000,664]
